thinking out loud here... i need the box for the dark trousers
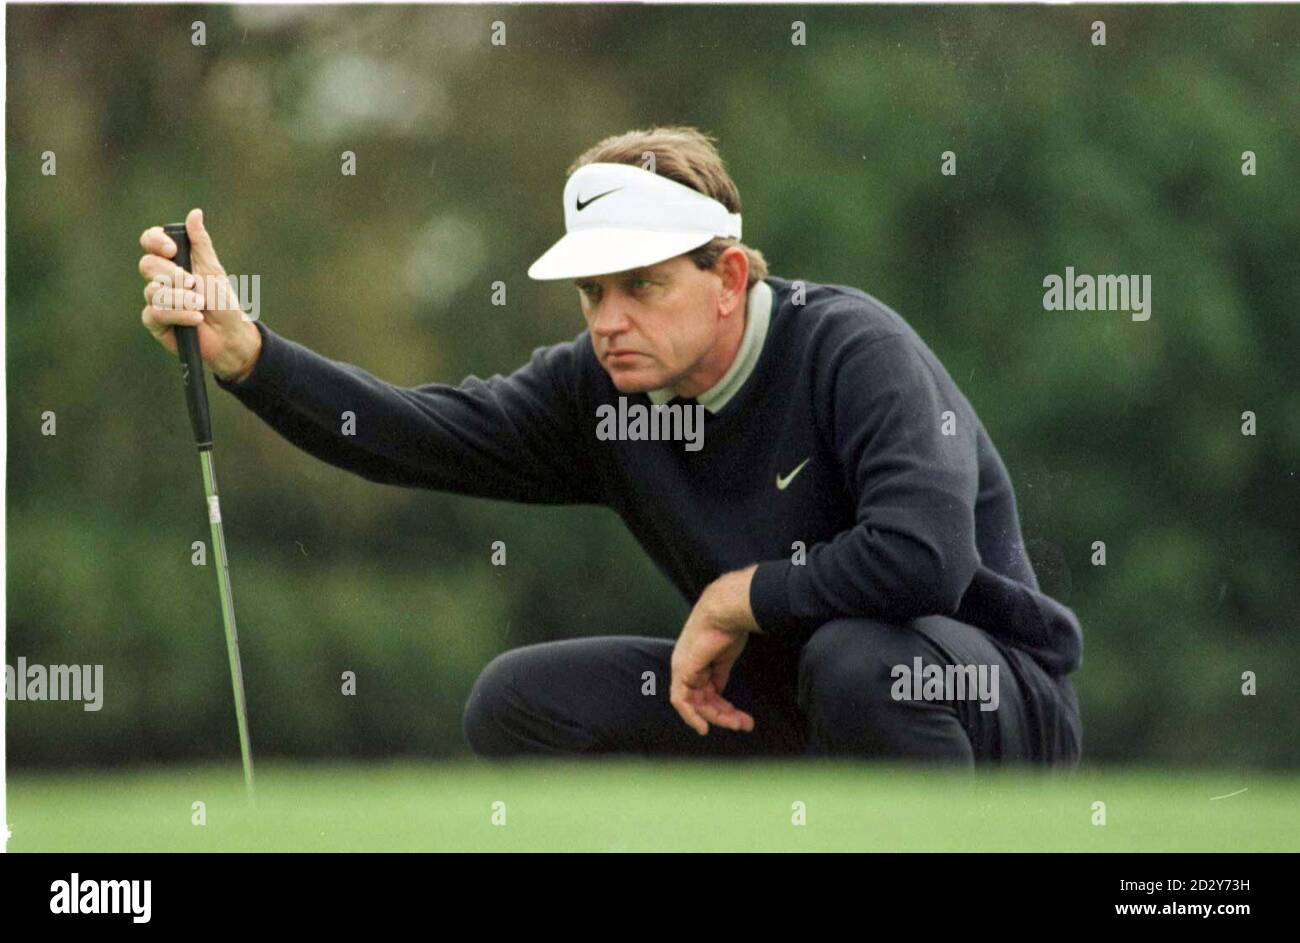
[462,616,1082,764]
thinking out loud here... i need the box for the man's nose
[589,295,632,336]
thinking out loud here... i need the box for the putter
[164,221,255,800]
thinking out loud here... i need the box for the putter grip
[163,223,213,450]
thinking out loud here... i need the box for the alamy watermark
[1042,267,1150,322]
[150,271,261,321]
[50,873,151,923]
[891,657,999,712]
[5,657,104,711]
[596,397,705,452]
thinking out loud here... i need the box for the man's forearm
[748,525,979,641]
[213,321,603,505]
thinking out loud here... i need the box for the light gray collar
[648,279,772,413]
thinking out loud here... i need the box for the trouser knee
[462,650,525,758]
[797,617,974,762]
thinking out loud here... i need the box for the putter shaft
[201,450,255,798]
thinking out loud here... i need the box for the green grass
[7,761,1297,852]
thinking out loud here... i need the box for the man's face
[576,255,724,395]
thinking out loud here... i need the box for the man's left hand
[670,565,760,736]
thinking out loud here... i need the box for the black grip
[163,222,213,450]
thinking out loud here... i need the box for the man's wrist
[705,565,760,634]
[214,320,263,384]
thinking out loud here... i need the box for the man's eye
[631,278,652,290]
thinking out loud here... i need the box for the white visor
[527,162,742,280]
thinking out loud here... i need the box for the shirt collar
[647,278,773,413]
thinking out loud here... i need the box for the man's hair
[567,126,769,288]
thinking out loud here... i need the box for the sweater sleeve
[213,320,602,505]
[749,332,981,639]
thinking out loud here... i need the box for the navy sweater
[216,276,1082,675]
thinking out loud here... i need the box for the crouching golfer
[139,126,1082,764]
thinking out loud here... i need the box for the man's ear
[717,246,750,316]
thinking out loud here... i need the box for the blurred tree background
[6,4,1298,768]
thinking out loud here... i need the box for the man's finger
[697,703,753,733]
[140,226,177,258]
[670,681,709,736]
[141,306,179,353]
[695,687,755,732]
[186,207,225,274]
[143,292,205,327]
[145,283,195,312]
[144,279,206,312]
[139,253,193,287]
